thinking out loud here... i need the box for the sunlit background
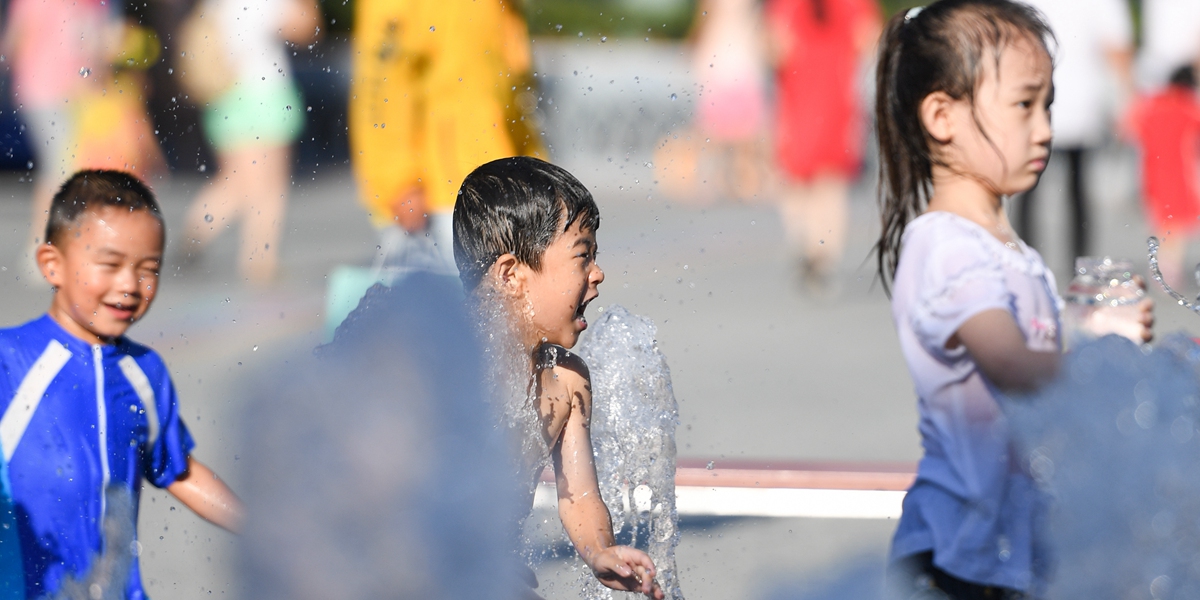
[0,0,1195,598]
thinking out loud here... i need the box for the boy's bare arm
[167,456,244,533]
[546,354,663,599]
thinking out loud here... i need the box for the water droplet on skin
[204,214,213,223]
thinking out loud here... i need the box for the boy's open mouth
[574,298,591,330]
[104,303,137,321]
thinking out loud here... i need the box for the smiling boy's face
[518,219,604,349]
[38,206,164,345]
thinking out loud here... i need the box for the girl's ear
[490,253,525,297]
[920,91,957,144]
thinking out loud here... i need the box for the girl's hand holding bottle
[1064,257,1154,345]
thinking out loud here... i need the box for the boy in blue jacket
[0,170,241,599]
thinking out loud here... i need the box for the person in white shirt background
[1138,0,1200,91]
[1015,0,1134,271]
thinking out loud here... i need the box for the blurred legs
[779,175,849,283]
[184,145,289,283]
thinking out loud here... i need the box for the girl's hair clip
[905,6,925,22]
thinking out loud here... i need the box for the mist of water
[242,273,523,600]
[574,305,684,600]
[1007,334,1200,599]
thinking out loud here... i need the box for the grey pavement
[0,38,1196,600]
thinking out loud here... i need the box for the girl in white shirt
[873,1,1152,598]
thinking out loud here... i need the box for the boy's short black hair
[453,157,600,291]
[45,170,163,248]
[1170,64,1197,90]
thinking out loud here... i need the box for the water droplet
[600,36,607,43]
[79,67,91,78]
[198,164,207,173]
[252,345,259,352]
[429,25,435,31]
[25,161,32,170]
[204,214,213,223]
[555,24,563,32]
[285,105,292,111]
[669,93,677,101]
[706,461,714,470]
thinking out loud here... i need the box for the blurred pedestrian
[1017,0,1133,266]
[71,18,167,183]
[1126,65,1200,289]
[658,0,769,204]
[180,0,321,284]
[4,0,111,268]
[767,0,880,292]
[349,0,539,277]
[1137,0,1200,90]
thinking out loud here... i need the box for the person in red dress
[1127,64,1200,289]
[767,0,879,291]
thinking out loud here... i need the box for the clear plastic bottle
[1063,257,1145,345]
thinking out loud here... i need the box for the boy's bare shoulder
[534,343,592,394]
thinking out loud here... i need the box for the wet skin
[38,206,163,345]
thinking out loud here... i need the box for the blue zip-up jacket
[0,315,194,599]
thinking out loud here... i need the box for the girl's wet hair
[45,169,163,248]
[453,156,600,291]
[874,0,1052,293]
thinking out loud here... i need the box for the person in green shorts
[181,0,320,284]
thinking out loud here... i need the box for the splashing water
[1147,236,1200,315]
[50,487,135,600]
[574,305,684,600]
[469,287,551,501]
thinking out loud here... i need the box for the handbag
[177,1,235,103]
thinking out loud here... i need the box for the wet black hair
[1169,64,1197,90]
[453,156,600,291]
[45,169,163,248]
[874,0,1053,294]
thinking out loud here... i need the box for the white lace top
[888,211,1061,593]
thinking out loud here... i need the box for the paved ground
[0,38,1197,600]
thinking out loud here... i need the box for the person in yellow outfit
[349,0,543,275]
